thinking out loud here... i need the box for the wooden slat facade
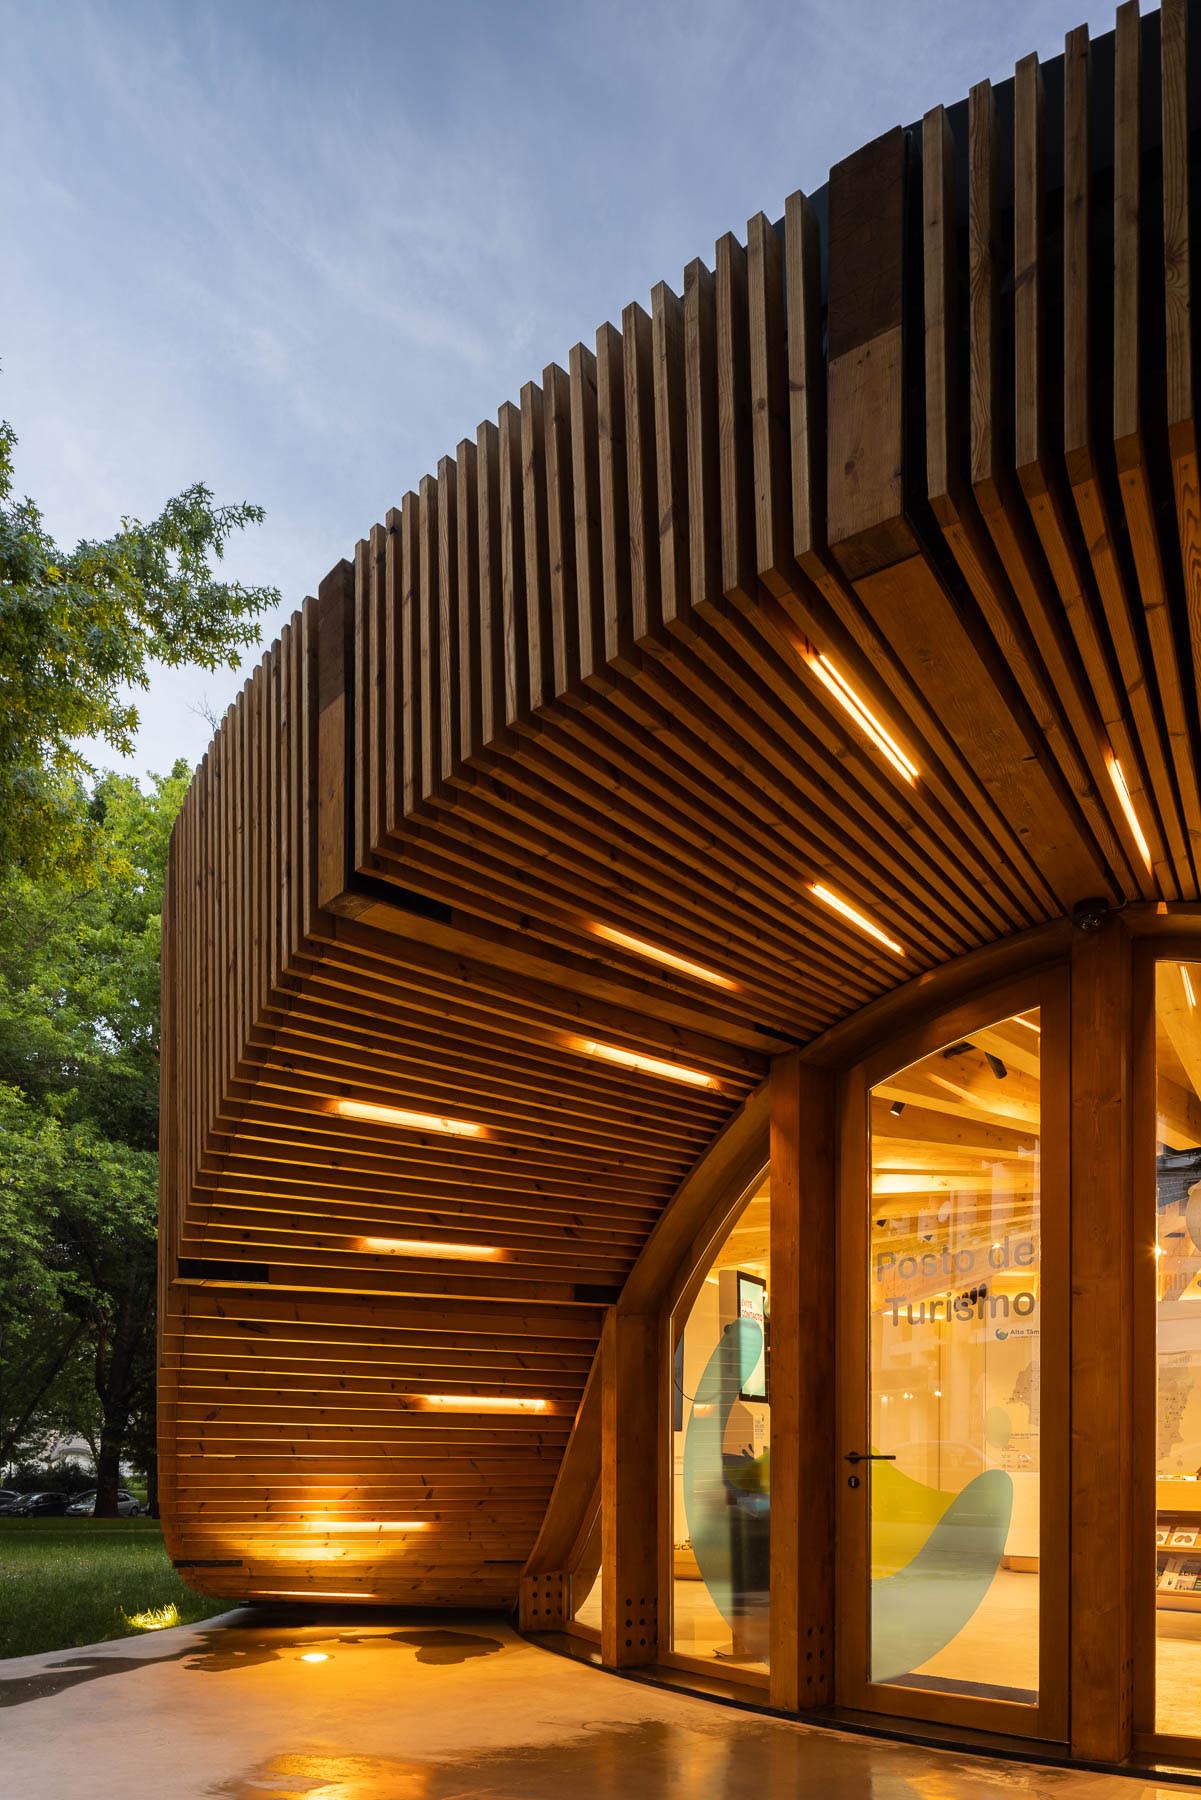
[161,0,1201,1669]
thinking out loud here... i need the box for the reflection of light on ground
[221,1750,433,1800]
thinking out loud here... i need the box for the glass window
[1153,961,1201,1739]
[569,1506,601,1634]
[868,1008,1042,1704]
[671,1173,770,1675]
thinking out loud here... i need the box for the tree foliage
[0,769,186,1496]
[0,379,275,1512]
[0,409,276,878]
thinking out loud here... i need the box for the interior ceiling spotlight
[889,1100,905,1117]
[984,1052,1008,1081]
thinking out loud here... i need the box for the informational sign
[738,1271,767,1400]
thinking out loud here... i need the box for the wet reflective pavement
[2,1609,1194,1798]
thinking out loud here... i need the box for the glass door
[1141,956,1201,1753]
[837,973,1069,1739]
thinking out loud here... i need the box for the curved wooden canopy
[159,0,1201,1607]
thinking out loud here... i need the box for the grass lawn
[0,1518,229,1659]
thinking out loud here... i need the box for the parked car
[11,1491,70,1516]
[0,1490,18,1508]
[65,1489,142,1517]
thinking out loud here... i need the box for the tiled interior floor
[584,1566,1201,1740]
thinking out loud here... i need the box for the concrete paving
[1,1608,1193,1799]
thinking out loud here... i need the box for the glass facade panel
[570,1507,601,1633]
[671,1173,770,1674]
[1153,960,1201,1739]
[868,1009,1041,1703]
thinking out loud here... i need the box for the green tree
[0,768,186,1510]
[0,407,276,878]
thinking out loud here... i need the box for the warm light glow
[808,883,905,957]
[1183,967,1197,1010]
[302,1520,429,1533]
[588,921,738,990]
[332,1098,484,1137]
[1155,1245,1166,1259]
[1106,752,1153,872]
[123,1604,180,1632]
[356,1237,503,1261]
[1012,1014,1041,1034]
[806,651,919,784]
[300,1651,329,1663]
[417,1394,549,1413]
[572,1038,716,1089]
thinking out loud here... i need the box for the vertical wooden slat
[437,456,459,784]
[275,635,290,994]
[520,379,553,712]
[825,131,912,579]
[747,211,792,597]
[352,535,370,868]
[368,522,387,856]
[399,491,421,817]
[622,300,659,647]
[418,473,441,805]
[683,257,720,617]
[596,321,633,671]
[498,400,527,726]
[455,438,481,762]
[651,281,690,630]
[299,596,317,940]
[544,361,579,697]
[569,343,603,686]
[969,81,1001,496]
[715,232,754,605]
[475,419,504,752]
[315,559,354,912]
[785,191,825,567]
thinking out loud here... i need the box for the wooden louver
[160,0,1201,1607]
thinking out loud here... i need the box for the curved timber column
[1070,911,1135,1762]
[768,1053,836,1712]
[600,1308,660,1666]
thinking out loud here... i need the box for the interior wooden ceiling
[160,1,1201,1608]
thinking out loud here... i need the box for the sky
[2,0,1136,781]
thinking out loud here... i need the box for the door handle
[844,1451,897,1464]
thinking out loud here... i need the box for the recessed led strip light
[356,1237,504,1261]
[1183,967,1197,1010]
[808,882,906,957]
[588,921,738,991]
[302,1520,429,1532]
[417,1394,549,1413]
[331,1098,484,1137]
[572,1037,717,1088]
[805,650,919,785]
[1105,751,1153,872]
